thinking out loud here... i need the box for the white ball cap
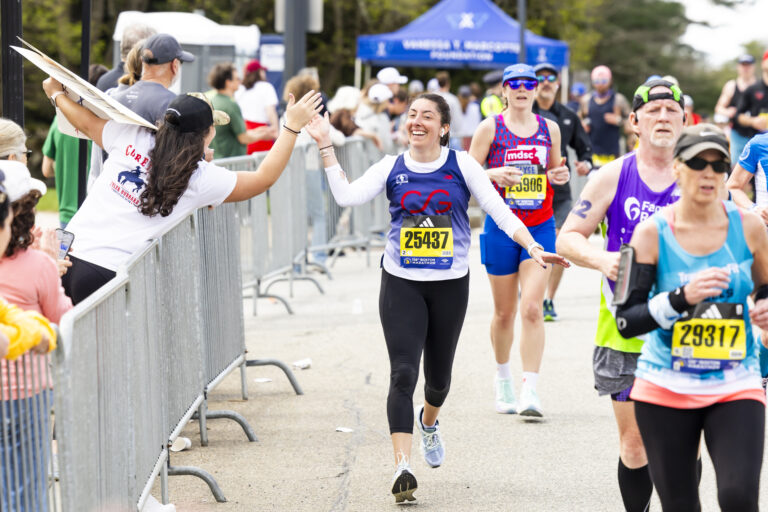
[0,160,46,202]
[368,83,394,104]
[427,78,440,92]
[376,67,408,85]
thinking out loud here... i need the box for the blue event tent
[356,0,570,73]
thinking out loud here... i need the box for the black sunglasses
[684,156,730,174]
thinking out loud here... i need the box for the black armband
[755,284,768,301]
[614,261,659,338]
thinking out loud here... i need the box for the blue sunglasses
[537,75,557,83]
[505,79,538,91]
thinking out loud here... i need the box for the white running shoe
[414,406,445,467]
[391,454,417,503]
[495,375,517,414]
[518,384,543,417]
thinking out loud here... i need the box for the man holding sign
[469,63,569,418]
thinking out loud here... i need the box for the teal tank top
[635,201,761,394]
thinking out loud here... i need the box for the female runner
[615,124,768,510]
[469,64,570,416]
[305,93,568,503]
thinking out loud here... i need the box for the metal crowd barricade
[1,349,56,512]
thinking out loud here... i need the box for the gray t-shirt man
[111,81,176,126]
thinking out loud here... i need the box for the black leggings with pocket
[379,269,469,434]
[634,398,764,512]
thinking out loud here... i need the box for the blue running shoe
[415,406,445,468]
[543,299,558,322]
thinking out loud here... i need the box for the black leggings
[379,270,469,434]
[635,398,765,512]
[61,256,117,305]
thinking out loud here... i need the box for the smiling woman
[304,93,568,505]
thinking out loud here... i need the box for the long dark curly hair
[6,190,41,257]
[138,114,209,217]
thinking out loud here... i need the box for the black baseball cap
[533,63,558,76]
[165,93,229,133]
[142,34,195,65]
[674,123,730,162]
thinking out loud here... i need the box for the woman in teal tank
[614,124,768,511]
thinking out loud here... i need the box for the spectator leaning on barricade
[715,53,757,164]
[236,59,280,154]
[43,74,322,304]
[0,170,57,511]
[96,23,157,92]
[0,160,70,512]
[735,50,768,149]
[207,63,276,159]
[43,65,106,227]
[532,62,593,322]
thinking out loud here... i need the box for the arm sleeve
[738,138,759,174]
[458,153,525,241]
[323,155,394,207]
[615,264,688,338]
[0,300,57,360]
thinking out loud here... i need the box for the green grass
[36,189,59,212]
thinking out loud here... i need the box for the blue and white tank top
[384,149,471,281]
[635,201,762,395]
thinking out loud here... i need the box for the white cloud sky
[678,0,768,66]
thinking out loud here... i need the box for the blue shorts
[480,215,556,276]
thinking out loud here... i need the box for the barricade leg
[240,360,249,401]
[243,278,294,316]
[199,410,258,442]
[197,401,208,447]
[161,459,169,505]
[168,463,227,503]
[246,359,304,395]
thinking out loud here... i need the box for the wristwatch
[49,91,66,108]
[526,241,544,257]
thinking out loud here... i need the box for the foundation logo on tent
[447,12,488,30]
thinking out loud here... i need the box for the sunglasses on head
[537,75,557,83]
[505,79,537,91]
[684,156,730,174]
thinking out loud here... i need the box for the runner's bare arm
[556,159,622,278]
[745,211,768,329]
[715,80,736,118]
[726,165,756,209]
[468,117,521,187]
[545,120,569,185]
[42,77,106,148]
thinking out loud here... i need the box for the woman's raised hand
[305,112,331,145]
[42,77,64,97]
[283,90,324,132]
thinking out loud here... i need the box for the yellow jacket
[0,297,57,360]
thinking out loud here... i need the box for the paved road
[161,232,768,511]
